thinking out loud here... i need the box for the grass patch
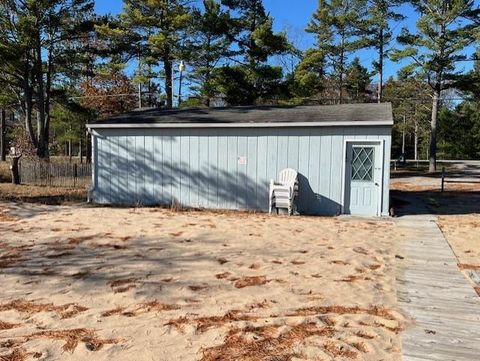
[0,183,86,205]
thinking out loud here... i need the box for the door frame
[341,139,385,216]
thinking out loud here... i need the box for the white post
[178,60,185,107]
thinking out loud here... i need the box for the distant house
[86,103,393,216]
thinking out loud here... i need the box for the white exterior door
[344,141,382,216]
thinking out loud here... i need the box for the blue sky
[94,1,477,82]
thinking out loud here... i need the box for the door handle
[375,183,379,186]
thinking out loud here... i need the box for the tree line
[0,0,479,171]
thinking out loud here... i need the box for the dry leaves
[0,300,88,319]
[234,276,268,289]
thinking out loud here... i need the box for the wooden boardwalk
[396,215,480,361]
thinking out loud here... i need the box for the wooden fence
[19,159,91,188]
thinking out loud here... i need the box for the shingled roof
[87,103,393,128]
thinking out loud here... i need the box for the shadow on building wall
[94,137,341,216]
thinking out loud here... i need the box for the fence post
[441,167,445,193]
[10,155,22,184]
[74,163,77,188]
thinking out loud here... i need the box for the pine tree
[0,0,96,158]
[357,0,404,102]
[391,0,479,172]
[383,72,431,160]
[0,84,14,161]
[50,102,89,160]
[439,48,480,159]
[215,0,290,105]
[222,0,289,67]
[293,49,326,98]
[189,0,233,106]
[99,0,193,109]
[345,57,371,102]
[306,0,366,103]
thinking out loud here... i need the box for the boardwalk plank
[396,215,480,361]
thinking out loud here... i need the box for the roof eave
[86,120,393,129]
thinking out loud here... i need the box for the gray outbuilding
[87,103,393,216]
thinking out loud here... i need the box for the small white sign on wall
[238,156,247,165]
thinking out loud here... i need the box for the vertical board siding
[217,131,229,209]
[226,135,238,209]
[208,131,219,208]
[237,131,248,208]
[109,133,119,204]
[96,133,108,203]
[198,130,209,208]
[256,131,269,209]
[329,128,344,214]
[93,126,391,215]
[189,135,199,207]
[247,136,258,208]
[319,133,332,199]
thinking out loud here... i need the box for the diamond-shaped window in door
[352,147,374,181]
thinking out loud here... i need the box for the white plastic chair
[269,168,298,215]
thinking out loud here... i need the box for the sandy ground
[438,215,480,267]
[438,213,480,298]
[0,202,407,361]
[438,214,480,297]
[391,172,480,297]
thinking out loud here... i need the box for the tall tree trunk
[164,53,173,109]
[0,109,6,161]
[429,89,440,173]
[339,33,345,104]
[204,37,212,107]
[44,46,53,156]
[35,34,47,158]
[24,66,37,149]
[378,30,384,103]
[414,120,418,161]
[34,8,48,159]
[339,52,344,104]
